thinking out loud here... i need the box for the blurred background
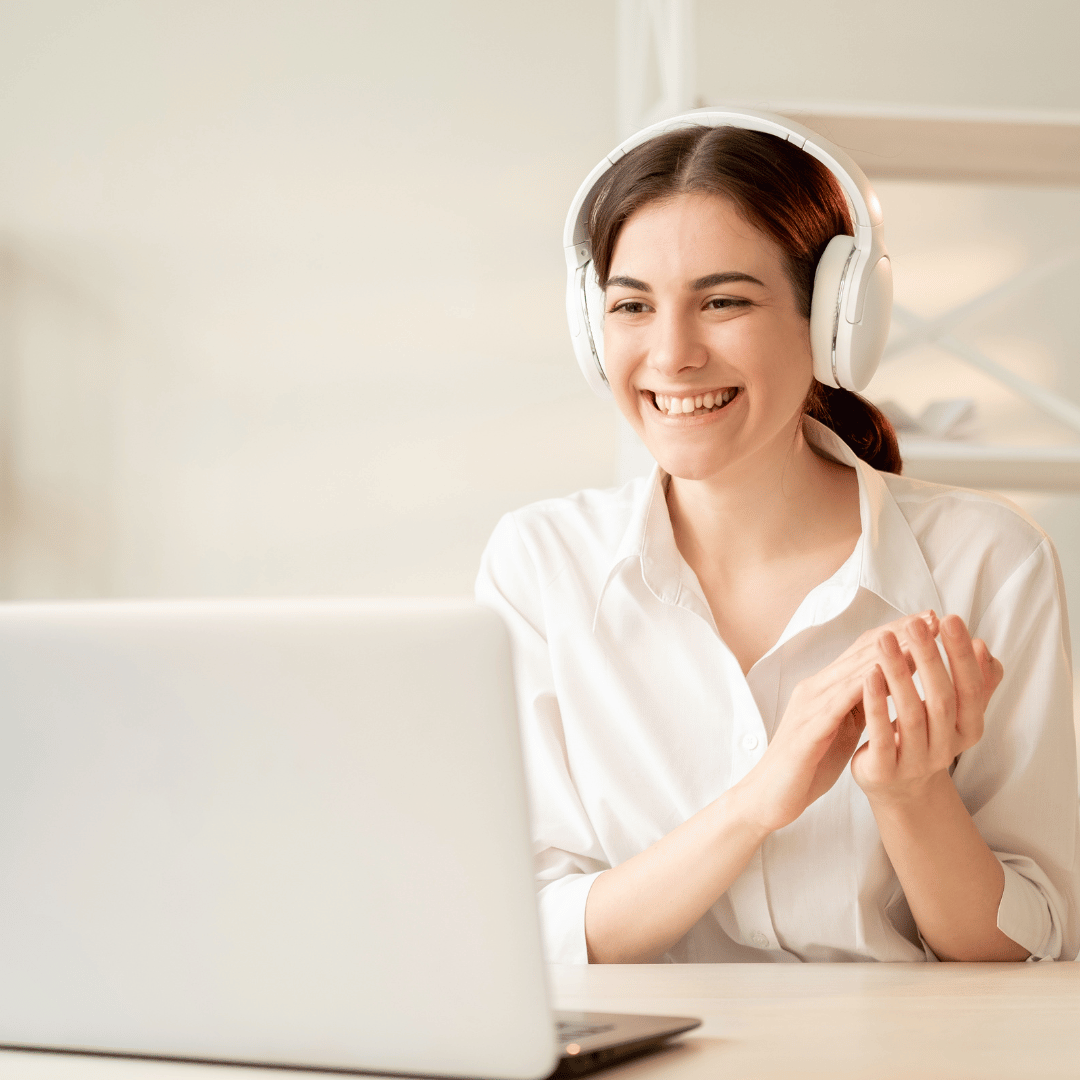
[1,2,1079,712]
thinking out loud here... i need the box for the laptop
[0,598,699,1078]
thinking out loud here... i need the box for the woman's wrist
[862,766,954,818]
[723,774,782,843]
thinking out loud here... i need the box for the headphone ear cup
[811,236,893,393]
[584,267,607,381]
[566,261,612,397]
[835,254,892,393]
[809,235,855,389]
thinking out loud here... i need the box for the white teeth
[652,389,737,415]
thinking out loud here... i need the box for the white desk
[1,963,1077,1079]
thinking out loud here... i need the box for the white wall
[698,0,1080,111]
[0,0,620,598]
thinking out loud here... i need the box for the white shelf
[900,439,1080,492]
[726,101,1080,186]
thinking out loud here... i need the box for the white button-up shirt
[476,419,1080,964]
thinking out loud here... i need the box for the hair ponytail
[804,381,902,474]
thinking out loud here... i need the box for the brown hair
[588,125,901,473]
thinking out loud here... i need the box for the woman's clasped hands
[737,612,1005,836]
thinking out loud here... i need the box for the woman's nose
[647,309,707,377]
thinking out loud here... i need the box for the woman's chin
[644,446,731,483]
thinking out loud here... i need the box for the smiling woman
[476,115,1080,967]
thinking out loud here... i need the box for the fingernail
[944,615,964,639]
[911,618,929,643]
[881,632,900,656]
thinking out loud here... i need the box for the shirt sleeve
[475,513,608,964]
[956,537,1080,961]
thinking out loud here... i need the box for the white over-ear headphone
[563,107,892,396]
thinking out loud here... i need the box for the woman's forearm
[584,782,770,963]
[868,770,1029,962]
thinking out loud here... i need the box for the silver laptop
[0,599,698,1078]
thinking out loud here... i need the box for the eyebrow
[691,271,765,290]
[603,271,765,291]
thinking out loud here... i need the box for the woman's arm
[584,783,768,963]
[868,772,1027,961]
[586,613,936,963]
[852,614,1027,961]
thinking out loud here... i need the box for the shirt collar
[594,416,943,628]
[803,417,943,619]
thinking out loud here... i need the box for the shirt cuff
[537,871,605,964]
[996,858,1054,959]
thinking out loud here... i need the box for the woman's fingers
[850,665,897,793]
[937,615,986,749]
[889,609,938,656]
[852,610,936,664]
[808,611,931,705]
[864,665,895,769]
[901,614,958,757]
[878,630,928,757]
[791,610,979,765]
[869,615,998,782]
[972,637,1005,698]
[836,611,997,797]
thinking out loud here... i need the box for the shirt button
[741,733,760,751]
[750,931,770,948]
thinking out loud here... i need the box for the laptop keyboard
[555,1020,616,1041]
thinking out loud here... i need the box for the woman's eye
[609,300,650,314]
[705,296,750,310]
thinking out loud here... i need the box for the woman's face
[602,192,814,484]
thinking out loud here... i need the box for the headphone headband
[563,106,892,396]
[564,107,882,250]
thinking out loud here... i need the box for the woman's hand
[851,614,1003,802]
[734,611,938,835]
[847,614,1024,961]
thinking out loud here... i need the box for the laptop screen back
[0,599,556,1079]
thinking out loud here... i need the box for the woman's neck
[669,423,854,558]
[665,421,862,671]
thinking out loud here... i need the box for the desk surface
[552,962,1080,1079]
[0,963,1077,1079]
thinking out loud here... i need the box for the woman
[476,118,1080,965]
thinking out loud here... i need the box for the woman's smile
[646,386,740,418]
